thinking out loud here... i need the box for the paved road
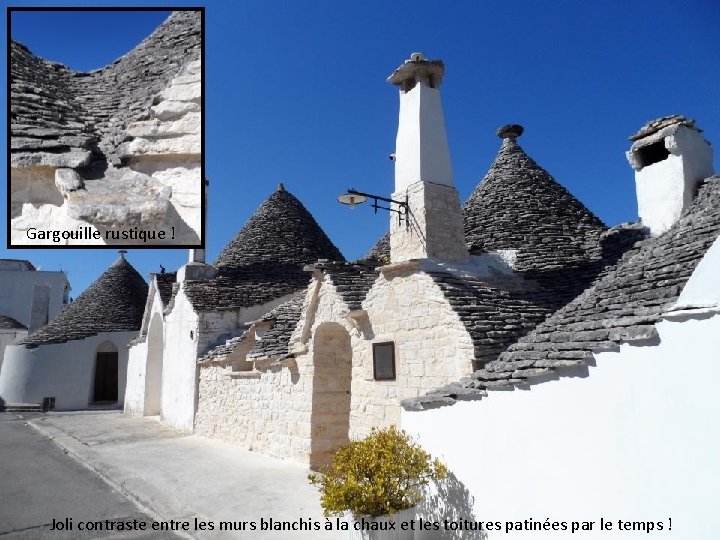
[0,412,182,539]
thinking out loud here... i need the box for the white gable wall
[125,280,165,416]
[160,289,201,431]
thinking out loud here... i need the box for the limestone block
[66,167,171,228]
[55,167,84,196]
[121,134,200,156]
[126,112,200,138]
[11,149,92,169]
[158,82,201,103]
[152,100,200,121]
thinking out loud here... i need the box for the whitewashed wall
[0,267,68,332]
[0,331,136,409]
[403,263,720,540]
[125,339,149,415]
[125,280,166,417]
[0,329,27,372]
[160,290,200,431]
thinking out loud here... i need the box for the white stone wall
[390,181,468,262]
[0,331,136,409]
[349,268,474,436]
[124,339,148,415]
[0,267,69,332]
[161,286,296,432]
[194,268,475,465]
[125,279,165,416]
[196,361,314,463]
[404,313,720,539]
[160,290,200,431]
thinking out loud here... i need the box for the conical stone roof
[464,132,607,272]
[18,255,148,348]
[214,184,344,270]
[184,185,344,311]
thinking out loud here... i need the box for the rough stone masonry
[9,10,202,246]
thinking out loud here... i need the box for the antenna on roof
[118,250,127,259]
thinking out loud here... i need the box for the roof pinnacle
[497,124,524,140]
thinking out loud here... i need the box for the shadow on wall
[416,472,487,540]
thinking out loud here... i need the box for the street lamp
[337,188,408,226]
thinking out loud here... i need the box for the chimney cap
[497,124,524,139]
[387,53,444,86]
[629,115,699,141]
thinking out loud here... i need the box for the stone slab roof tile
[198,332,250,363]
[247,292,305,359]
[186,186,343,313]
[213,185,344,270]
[10,10,201,167]
[365,233,390,263]
[463,137,607,272]
[427,272,563,367]
[629,115,698,141]
[18,256,148,348]
[0,315,27,330]
[155,272,177,308]
[404,176,720,410]
[315,261,380,311]
[184,264,311,312]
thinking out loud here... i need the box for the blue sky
[3,0,719,297]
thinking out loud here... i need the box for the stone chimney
[188,177,209,264]
[179,178,216,281]
[627,115,714,236]
[387,52,468,263]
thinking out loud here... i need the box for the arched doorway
[144,313,164,415]
[93,341,118,403]
[310,323,352,470]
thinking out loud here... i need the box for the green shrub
[309,426,447,518]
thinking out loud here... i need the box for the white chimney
[387,53,467,263]
[627,116,714,236]
[179,178,216,281]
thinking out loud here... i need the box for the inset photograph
[8,8,203,247]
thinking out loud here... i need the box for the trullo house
[122,54,717,535]
[0,253,148,410]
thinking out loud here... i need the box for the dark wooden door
[93,352,118,402]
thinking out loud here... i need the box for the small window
[373,342,396,381]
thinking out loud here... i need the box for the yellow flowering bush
[309,426,447,518]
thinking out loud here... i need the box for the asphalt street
[0,412,182,539]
